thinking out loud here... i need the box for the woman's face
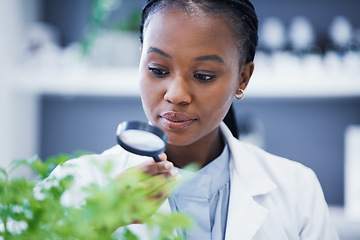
[139,7,248,147]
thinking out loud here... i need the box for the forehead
[142,7,239,57]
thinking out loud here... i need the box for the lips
[159,111,196,130]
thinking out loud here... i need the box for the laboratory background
[1,0,360,239]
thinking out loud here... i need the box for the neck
[165,127,224,169]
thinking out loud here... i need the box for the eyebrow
[147,47,225,65]
[195,55,225,65]
[147,47,172,59]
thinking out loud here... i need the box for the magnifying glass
[116,121,167,162]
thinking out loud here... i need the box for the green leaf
[1,153,192,239]
[122,227,139,240]
[0,167,8,179]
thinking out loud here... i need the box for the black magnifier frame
[116,121,167,162]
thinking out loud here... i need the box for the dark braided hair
[139,0,259,138]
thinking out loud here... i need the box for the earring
[235,88,245,100]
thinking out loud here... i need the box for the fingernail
[164,162,173,169]
[170,168,178,176]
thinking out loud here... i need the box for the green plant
[82,0,142,55]
[116,9,142,32]
[0,154,191,239]
[82,0,123,55]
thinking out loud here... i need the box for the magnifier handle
[153,155,162,162]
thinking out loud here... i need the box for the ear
[238,61,254,91]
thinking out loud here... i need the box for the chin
[165,131,200,147]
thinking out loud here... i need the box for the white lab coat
[51,122,339,240]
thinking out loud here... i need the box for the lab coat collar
[220,122,277,240]
[220,122,277,196]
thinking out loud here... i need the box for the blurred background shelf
[12,64,360,98]
[13,66,141,97]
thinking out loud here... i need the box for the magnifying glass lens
[116,121,167,162]
[119,129,165,152]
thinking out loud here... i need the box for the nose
[164,76,192,105]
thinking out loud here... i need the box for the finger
[140,160,175,177]
[153,152,167,162]
[114,155,176,183]
[160,166,178,178]
[158,152,167,161]
[156,160,174,173]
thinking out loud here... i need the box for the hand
[113,153,179,225]
[137,153,178,179]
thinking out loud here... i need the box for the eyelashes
[148,67,169,78]
[148,66,216,83]
[193,73,216,82]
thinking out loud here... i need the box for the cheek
[139,77,163,118]
[139,79,153,113]
[199,86,234,123]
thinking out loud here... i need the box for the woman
[52,0,339,239]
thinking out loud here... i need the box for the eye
[148,66,169,78]
[194,72,216,83]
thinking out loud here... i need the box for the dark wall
[40,95,360,205]
[41,0,91,46]
[40,95,147,157]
